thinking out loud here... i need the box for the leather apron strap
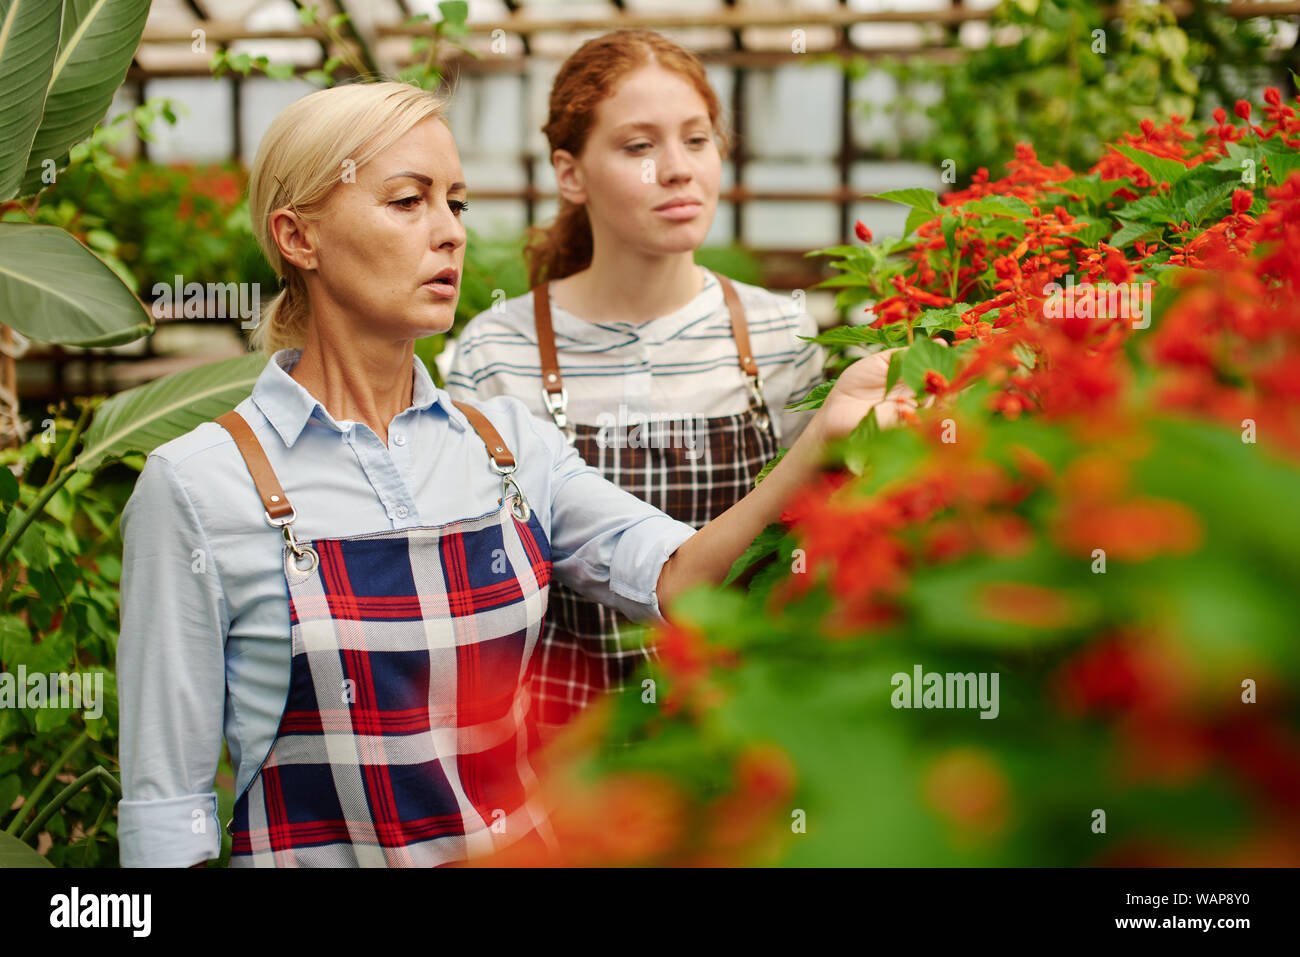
[532,269,769,438]
[215,399,521,522]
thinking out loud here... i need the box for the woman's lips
[421,280,457,299]
[655,201,702,221]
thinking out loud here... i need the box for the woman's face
[280,115,468,343]
[557,63,722,258]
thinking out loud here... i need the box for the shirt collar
[252,347,467,448]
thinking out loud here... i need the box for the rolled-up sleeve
[526,413,696,624]
[117,453,228,867]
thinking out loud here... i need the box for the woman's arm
[656,350,911,609]
[117,453,229,868]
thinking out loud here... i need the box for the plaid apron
[215,400,556,867]
[529,271,781,730]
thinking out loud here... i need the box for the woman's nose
[431,209,465,249]
[657,140,693,184]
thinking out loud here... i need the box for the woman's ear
[552,148,587,206]
[269,207,317,273]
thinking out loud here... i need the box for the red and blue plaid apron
[215,401,556,866]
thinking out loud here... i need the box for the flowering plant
[494,90,1300,866]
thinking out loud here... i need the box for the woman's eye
[449,199,470,215]
[625,142,652,153]
[391,194,422,209]
[689,136,710,147]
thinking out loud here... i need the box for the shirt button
[395,505,409,519]
[393,433,406,446]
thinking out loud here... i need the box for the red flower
[854,220,873,243]
[1234,100,1252,120]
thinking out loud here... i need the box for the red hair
[525,29,734,287]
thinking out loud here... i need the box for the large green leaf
[17,0,150,198]
[0,222,152,345]
[0,829,52,867]
[76,353,268,472]
[0,0,63,200]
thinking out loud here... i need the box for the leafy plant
[854,0,1287,186]
[493,90,1300,866]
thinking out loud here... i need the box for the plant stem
[0,465,75,580]
[0,399,93,591]
[42,399,94,490]
[4,728,90,835]
[19,763,120,845]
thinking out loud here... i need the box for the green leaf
[76,353,267,472]
[1264,150,1300,186]
[962,195,1034,219]
[1070,217,1110,247]
[0,465,17,504]
[885,348,904,394]
[0,0,63,200]
[722,522,787,587]
[900,336,956,395]
[915,304,968,333]
[0,829,51,867]
[751,448,787,487]
[869,188,941,215]
[0,223,152,346]
[1113,144,1191,188]
[786,381,833,412]
[0,613,30,660]
[438,1,470,30]
[1051,174,1125,208]
[1184,181,1238,227]
[1115,193,1177,225]
[1109,218,1161,249]
[807,325,907,348]
[17,0,153,198]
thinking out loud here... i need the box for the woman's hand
[656,344,936,610]
[816,347,920,441]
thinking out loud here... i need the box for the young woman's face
[287,115,468,343]
[562,63,722,257]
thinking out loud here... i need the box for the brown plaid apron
[528,271,781,732]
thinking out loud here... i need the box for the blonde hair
[248,80,453,354]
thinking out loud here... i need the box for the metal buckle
[265,506,319,572]
[745,372,771,432]
[542,386,576,445]
[490,459,532,522]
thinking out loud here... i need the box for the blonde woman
[447,29,827,733]
[116,81,911,868]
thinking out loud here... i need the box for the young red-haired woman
[447,30,834,733]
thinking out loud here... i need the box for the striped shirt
[444,266,827,447]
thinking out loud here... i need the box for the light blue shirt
[115,347,697,868]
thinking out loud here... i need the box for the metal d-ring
[745,371,771,432]
[265,506,319,573]
[490,460,532,522]
[542,386,576,445]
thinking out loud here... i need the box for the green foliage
[860,0,1285,185]
[1,408,135,866]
